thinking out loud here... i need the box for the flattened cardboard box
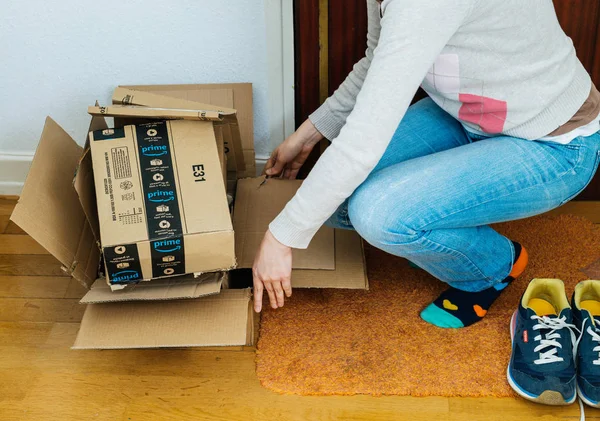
[114,83,255,177]
[88,104,227,121]
[80,272,225,304]
[234,177,369,289]
[10,116,253,349]
[89,119,235,286]
[73,288,254,349]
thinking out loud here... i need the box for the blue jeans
[325,98,600,292]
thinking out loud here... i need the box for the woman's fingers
[273,282,285,307]
[287,168,300,180]
[253,274,264,313]
[265,153,287,176]
[262,153,277,175]
[282,277,292,298]
[254,277,289,310]
[263,281,279,309]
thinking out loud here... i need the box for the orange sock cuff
[509,245,528,279]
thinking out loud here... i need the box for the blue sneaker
[508,278,578,405]
[572,280,600,408]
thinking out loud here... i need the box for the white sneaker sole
[577,383,600,408]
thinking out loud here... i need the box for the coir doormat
[255,215,600,397]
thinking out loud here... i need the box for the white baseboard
[255,155,269,176]
[0,152,33,195]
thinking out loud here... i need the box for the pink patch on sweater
[458,94,507,134]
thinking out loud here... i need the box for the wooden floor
[2,195,600,421]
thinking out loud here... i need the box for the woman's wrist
[298,119,324,148]
[266,228,290,249]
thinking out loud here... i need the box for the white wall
[0,0,286,193]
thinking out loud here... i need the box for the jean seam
[559,149,600,206]
[545,143,582,175]
[379,230,493,283]
[415,160,577,233]
[420,234,494,282]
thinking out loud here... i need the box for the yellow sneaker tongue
[527,298,558,316]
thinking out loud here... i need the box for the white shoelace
[575,318,600,366]
[530,315,579,365]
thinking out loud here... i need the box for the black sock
[420,241,528,328]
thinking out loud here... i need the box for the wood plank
[294,0,321,179]
[0,276,71,298]
[0,196,25,234]
[545,200,600,223]
[328,0,367,96]
[0,319,587,421]
[0,321,55,346]
[0,197,16,216]
[553,0,600,201]
[63,278,90,299]
[0,298,84,322]
[0,234,49,255]
[553,0,600,74]
[0,254,67,277]
[294,0,320,125]
[447,397,588,420]
[0,366,43,403]
[3,220,26,235]
[587,2,600,202]
[318,0,329,103]
[594,0,600,85]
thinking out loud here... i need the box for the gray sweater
[269,0,591,249]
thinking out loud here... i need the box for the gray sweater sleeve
[308,0,382,140]
[270,0,474,249]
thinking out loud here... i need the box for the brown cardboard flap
[72,223,101,288]
[80,272,225,304]
[88,105,227,121]
[214,126,227,186]
[293,229,368,289]
[120,83,255,177]
[112,86,247,177]
[229,123,246,173]
[130,83,253,150]
[233,177,335,270]
[10,117,98,287]
[242,150,256,178]
[73,116,108,241]
[217,123,241,173]
[73,150,99,241]
[73,288,253,349]
[113,86,236,114]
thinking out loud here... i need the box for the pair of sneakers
[508,278,600,407]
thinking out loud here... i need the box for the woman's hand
[252,229,293,312]
[263,119,324,179]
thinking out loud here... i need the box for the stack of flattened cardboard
[233,177,368,289]
[10,84,369,350]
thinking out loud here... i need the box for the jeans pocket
[559,149,600,206]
